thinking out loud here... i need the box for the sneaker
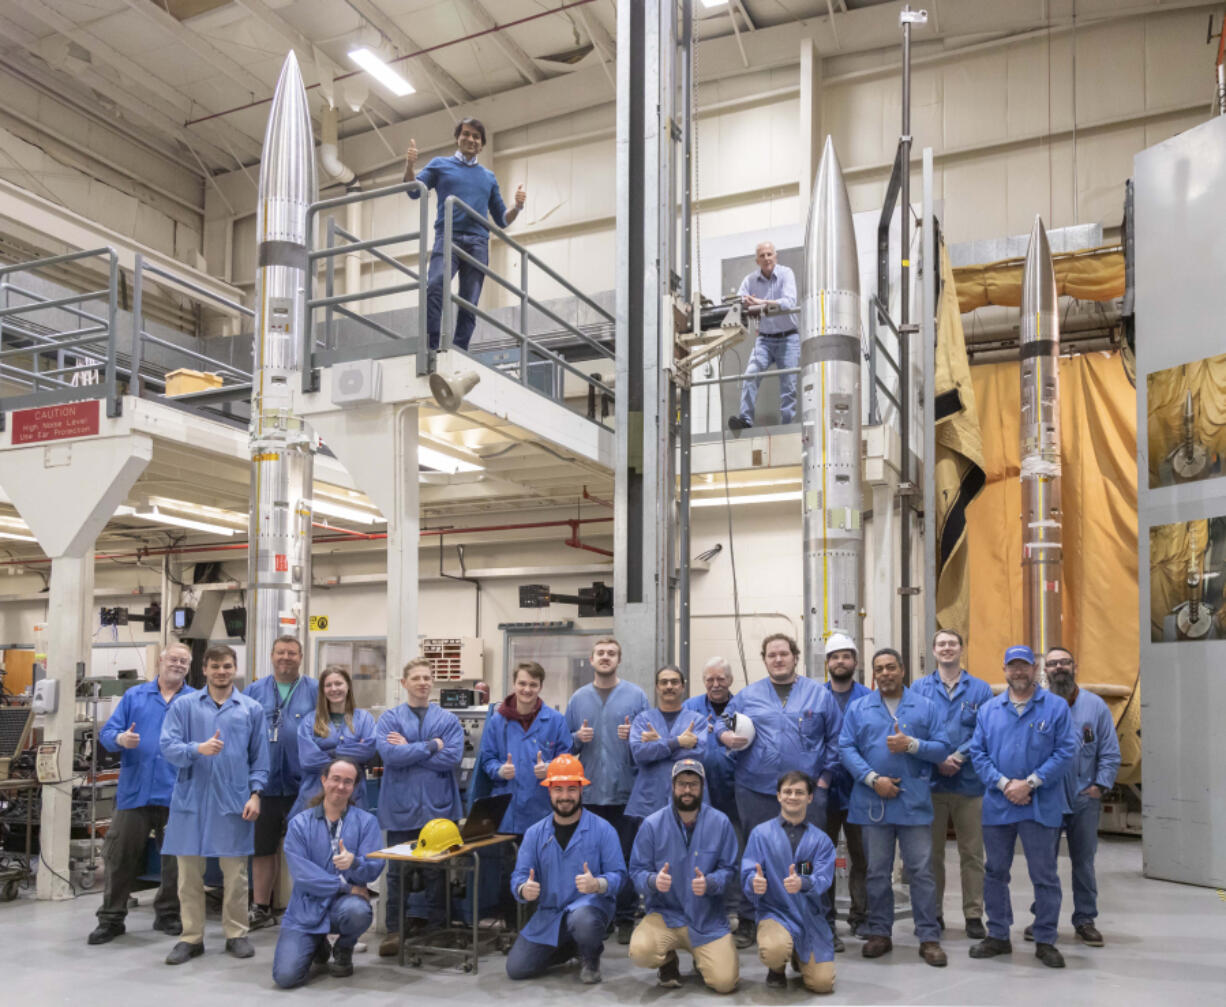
[329,945,354,978]
[312,937,332,966]
[968,937,1012,959]
[832,933,845,954]
[225,937,255,959]
[616,920,634,945]
[153,916,182,936]
[1075,923,1104,947]
[733,919,756,949]
[1035,943,1065,968]
[919,941,948,967]
[965,918,986,940]
[657,952,683,988]
[861,936,892,958]
[580,961,602,984]
[248,904,277,931]
[87,922,125,945]
[765,968,787,989]
[378,934,401,957]
[1023,924,1035,942]
[353,941,367,954]
[165,941,204,965]
[727,416,751,431]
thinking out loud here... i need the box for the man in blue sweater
[404,117,526,351]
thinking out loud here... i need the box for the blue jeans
[1060,798,1101,926]
[384,827,445,931]
[983,820,1061,944]
[736,332,799,425]
[272,894,372,988]
[505,905,607,978]
[586,804,638,924]
[426,233,489,350]
[862,823,940,941]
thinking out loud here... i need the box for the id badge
[270,724,279,744]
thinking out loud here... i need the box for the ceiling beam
[576,6,616,62]
[453,0,544,86]
[342,0,473,104]
[232,0,401,125]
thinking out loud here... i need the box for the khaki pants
[177,855,248,945]
[930,792,984,921]
[629,913,739,994]
[757,919,835,994]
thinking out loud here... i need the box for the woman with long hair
[291,666,376,816]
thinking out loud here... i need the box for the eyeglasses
[673,780,702,791]
[1047,659,1074,668]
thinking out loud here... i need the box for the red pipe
[563,518,614,558]
[184,0,600,127]
[582,485,614,509]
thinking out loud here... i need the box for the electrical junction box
[331,358,383,406]
[422,637,484,682]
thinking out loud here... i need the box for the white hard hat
[723,711,756,746]
[824,632,858,656]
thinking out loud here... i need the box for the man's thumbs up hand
[691,866,707,896]
[499,752,516,780]
[655,861,672,892]
[617,715,632,741]
[784,862,803,894]
[521,867,540,901]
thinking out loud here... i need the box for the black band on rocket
[258,240,308,269]
[1019,339,1056,360]
[800,334,860,367]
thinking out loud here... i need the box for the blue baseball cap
[1004,645,1035,665]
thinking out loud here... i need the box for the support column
[799,38,824,211]
[0,433,152,899]
[864,426,900,659]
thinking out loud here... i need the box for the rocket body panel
[1019,217,1063,674]
[800,138,863,676]
[248,51,317,680]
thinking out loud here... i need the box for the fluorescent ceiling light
[309,498,383,525]
[348,48,415,97]
[418,444,483,474]
[0,530,36,542]
[149,496,247,527]
[690,491,802,508]
[116,505,237,536]
[0,515,30,530]
[699,0,729,8]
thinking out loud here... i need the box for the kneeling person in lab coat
[272,757,384,988]
[506,754,627,984]
[628,759,740,993]
[741,771,837,993]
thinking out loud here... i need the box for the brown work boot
[861,936,893,958]
[919,941,948,967]
[378,934,401,957]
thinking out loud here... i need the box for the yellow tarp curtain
[1144,353,1226,485]
[1147,519,1210,641]
[964,351,1139,781]
[953,247,1125,314]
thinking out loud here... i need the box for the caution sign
[309,615,329,632]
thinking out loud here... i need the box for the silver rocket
[1019,215,1062,681]
[800,137,863,675]
[247,51,316,680]
[1171,389,1208,482]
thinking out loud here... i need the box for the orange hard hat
[540,753,591,787]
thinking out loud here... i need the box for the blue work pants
[736,332,799,425]
[862,823,939,942]
[505,905,607,978]
[272,895,372,988]
[983,820,1061,944]
[426,233,489,350]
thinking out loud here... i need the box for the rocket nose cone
[804,136,859,296]
[259,50,317,204]
[1021,214,1056,322]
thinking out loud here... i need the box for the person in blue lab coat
[272,757,385,987]
[478,660,573,835]
[717,633,841,836]
[375,657,463,955]
[741,771,837,993]
[89,643,196,945]
[627,759,740,993]
[244,634,318,930]
[912,628,994,939]
[683,657,752,947]
[626,666,709,819]
[291,666,376,817]
[1040,647,1121,948]
[838,648,951,967]
[506,754,627,984]
[160,644,269,965]
[564,635,649,942]
[968,645,1077,969]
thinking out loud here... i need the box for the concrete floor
[3,835,1223,1005]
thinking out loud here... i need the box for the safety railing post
[519,250,529,385]
[415,181,430,377]
[441,196,454,353]
[104,250,120,416]
[325,215,336,351]
[131,254,145,398]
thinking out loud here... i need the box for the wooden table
[369,834,516,974]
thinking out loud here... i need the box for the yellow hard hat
[409,818,463,859]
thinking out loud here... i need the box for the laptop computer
[459,793,512,842]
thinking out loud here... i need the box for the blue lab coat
[477,703,573,835]
[290,709,377,817]
[741,817,835,963]
[681,694,738,814]
[244,674,319,798]
[375,703,463,831]
[838,687,951,826]
[99,679,196,810]
[1061,689,1121,814]
[564,680,649,806]
[969,687,1077,828]
[724,676,842,795]
[911,669,995,797]
[629,804,738,947]
[822,680,872,813]
[160,687,269,857]
[511,808,626,945]
[281,804,385,934]
[626,708,710,818]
